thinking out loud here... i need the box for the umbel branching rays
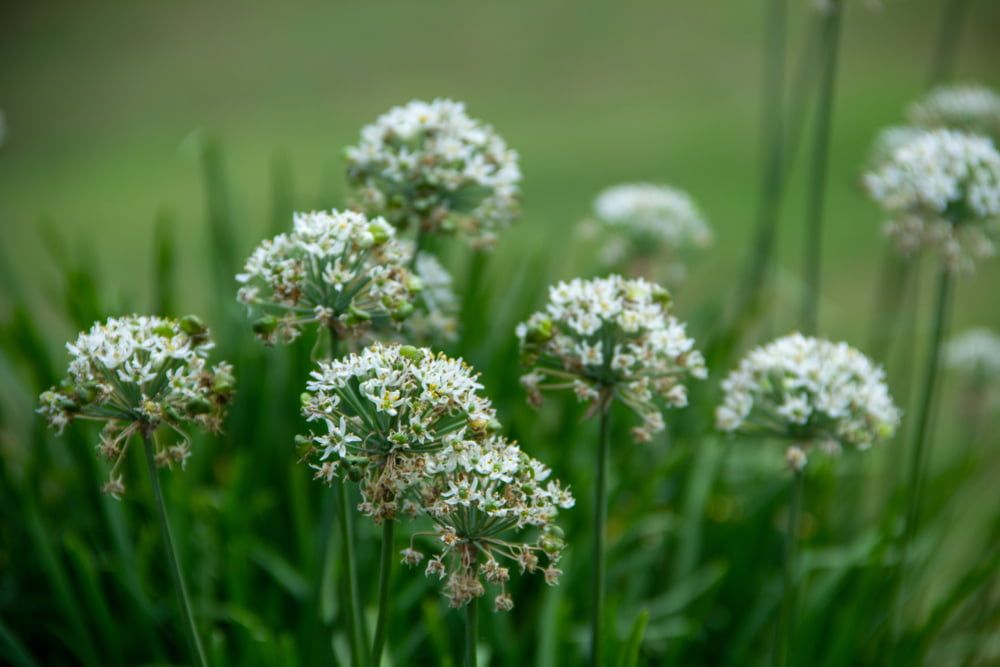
[38,315,235,667]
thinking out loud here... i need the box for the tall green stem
[898,265,953,585]
[800,0,843,335]
[590,406,611,667]
[337,481,368,667]
[774,469,803,667]
[142,434,208,667]
[927,0,971,86]
[464,596,478,667]
[867,250,913,362]
[371,519,395,666]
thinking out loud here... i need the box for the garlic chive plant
[944,328,1000,452]
[864,130,1000,602]
[38,314,235,667]
[516,274,706,665]
[346,98,522,250]
[908,84,1000,142]
[590,183,712,283]
[404,434,574,666]
[236,209,422,347]
[299,342,497,664]
[716,332,899,667]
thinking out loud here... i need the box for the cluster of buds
[715,333,900,468]
[37,315,234,497]
[345,98,521,249]
[237,209,422,344]
[516,275,706,442]
[402,434,574,610]
[863,129,1000,271]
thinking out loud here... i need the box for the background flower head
[908,83,1000,142]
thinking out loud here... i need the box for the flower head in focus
[863,129,1000,270]
[346,98,521,249]
[402,434,574,610]
[237,210,421,344]
[908,84,1000,142]
[715,333,899,467]
[516,275,706,442]
[37,315,235,497]
[299,343,496,522]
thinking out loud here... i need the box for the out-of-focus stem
[773,469,803,667]
[371,519,395,666]
[589,406,611,667]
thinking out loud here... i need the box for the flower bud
[252,316,279,336]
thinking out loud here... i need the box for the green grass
[2,1,1000,665]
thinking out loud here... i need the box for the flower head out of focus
[908,84,1000,142]
[516,275,706,442]
[716,333,900,469]
[593,183,712,251]
[403,251,460,344]
[299,343,497,522]
[37,315,235,497]
[402,434,574,611]
[346,98,521,249]
[944,328,1000,378]
[237,209,422,345]
[863,129,1000,270]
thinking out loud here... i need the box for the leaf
[614,609,649,667]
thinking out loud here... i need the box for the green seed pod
[406,275,425,294]
[368,223,390,245]
[346,464,363,483]
[527,317,553,344]
[348,304,372,322]
[252,316,279,335]
[399,345,422,361]
[74,383,100,405]
[180,315,207,336]
[186,396,213,415]
[651,285,672,308]
[300,392,312,408]
[391,302,415,322]
[152,323,177,339]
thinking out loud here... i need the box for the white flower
[909,84,1000,141]
[517,275,706,441]
[299,343,496,522]
[37,315,235,496]
[346,99,521,248]
[593,183,712,250]
[237,209,420,344]
[863,129,1000,270]
[944,328,1000,377]
[715,333,900,458]
[401,251,460,344]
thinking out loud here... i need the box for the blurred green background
[2,1,1000,666]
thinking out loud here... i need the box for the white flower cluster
[593,183,712,251]
[944,328,1000,377]
[863,129,1000,269]
[403,251,460,344]
[716,333,900,464]
[300,343,496,522]
[38,315,235,497]
[909,84,1000,141]
[346,98,521,248]
[517,275,707,442]
[237,210,421,344]
[402,434,574,610]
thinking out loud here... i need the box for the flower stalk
[590,401,611,667]
[774,468,803,667]
[371,519,396,666]
[464,595,478,667]
[142,433,209,667]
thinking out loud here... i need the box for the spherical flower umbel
[908,84,1000,142]
[346,98,521,248]
[593,183,712,251]
[715,333,900,466]
[403,251,460,344]
[944,327,1000,378]
[863,129,1000,270]
[299,342,496,522]
[37,315,235,497]
[517,275,707,442]
[237,209,421,345]
[402,434,574,610]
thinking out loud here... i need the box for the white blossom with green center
[517,275,706,442]
[346,98,521,248]
[237,209,421,345]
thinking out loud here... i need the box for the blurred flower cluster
[908,84,1000,142]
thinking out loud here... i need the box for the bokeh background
[2,1,1000,666]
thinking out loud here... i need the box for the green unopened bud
[348,305,371,322]
[527,317,554,344]
[56,395,80,412]
[300,392,312,408]
[651,285,672,308]
[186,396,213,415]
[346,464,363,483]
[180,315,207,336]
[212,376,234,395]
[406,275,425,293]
[74,383,100,405]
[368,223,390,245]
[252,316,279,336]
[152,323,177,338]
[391,302,415,322]
[164,405,184,422]
[399,345,421,361]
[487,418,503,433]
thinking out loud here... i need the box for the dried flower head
[401,434,573,610]
[944,327,1000,378]
[909,84,1000,141]
[716,333,900,465]
[37,315,234,496]
[299,342,496,522]
[237,209,421,345]
[516,275,706,442]
[863,129,1000,270]
[346,98,521,248]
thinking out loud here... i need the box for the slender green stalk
[337,481,368,667]
[142,434,208,667]
[927,0,971,87]
[866,250,913,363]
[590,406,611,667]
[464,596,478,667]
[371,519,395,666]
[898,265,954,584]
[773,469,803,667]
[800,0,843,335]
